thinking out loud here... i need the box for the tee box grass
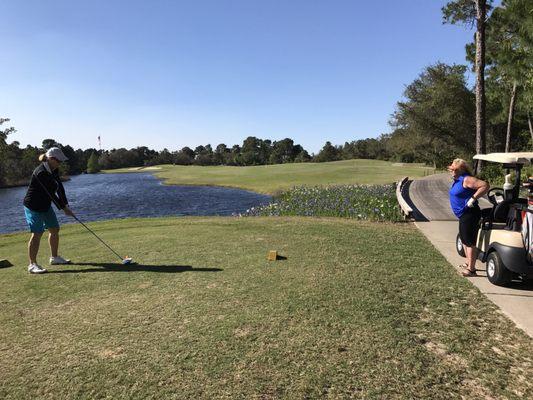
[1,217,532,398]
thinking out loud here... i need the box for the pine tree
[443,0,492,171]
[86,152,100,174]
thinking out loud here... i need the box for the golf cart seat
[481,207,492,219]
[493,200,512,223]
[506,199,527,231]
[481,199,527,231]
[480,207,496,230]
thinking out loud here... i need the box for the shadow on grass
[48,262,223,274]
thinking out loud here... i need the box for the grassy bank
[1,217,531,399]
[105,159,434,194]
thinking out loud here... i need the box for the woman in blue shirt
[448,158,489,277]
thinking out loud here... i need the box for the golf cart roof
[473,152,533,165]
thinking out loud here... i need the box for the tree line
[0,117,396,187]
[0,120,362,187]
[95,137,313,170]
[0,128,310,187]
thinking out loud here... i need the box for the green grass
[105,159,434,194]
[1,217,532,399]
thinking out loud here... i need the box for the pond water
[0,173,271,234]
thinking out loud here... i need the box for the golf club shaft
[72,215,124,261]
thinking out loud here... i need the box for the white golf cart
[456,152,533,286]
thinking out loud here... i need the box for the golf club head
[122,257,134,265]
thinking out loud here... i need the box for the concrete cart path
[409,173,533,338]
[409,173,491,221]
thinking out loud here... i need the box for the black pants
[459,206,481,247]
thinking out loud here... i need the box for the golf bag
[522,178,533,264]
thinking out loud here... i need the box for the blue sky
[1,0,476,154]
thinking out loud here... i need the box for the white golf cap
[46,147,68,161]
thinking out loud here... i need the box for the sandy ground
[127,166,162,171]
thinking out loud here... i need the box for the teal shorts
[24,206,60,233]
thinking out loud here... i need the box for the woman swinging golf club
[23,147,75,274]
[448,158,489,277]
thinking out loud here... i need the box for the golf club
[71,215,133,265]
[33,172,134,265]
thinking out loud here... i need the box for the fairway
[107,159,434,194]
[1,217,531,399]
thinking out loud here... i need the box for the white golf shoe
[28,263,47,274]
[49,256,71,265]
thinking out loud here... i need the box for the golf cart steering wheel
[487,187,504,206]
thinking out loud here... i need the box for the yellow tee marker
[267,251,287,261]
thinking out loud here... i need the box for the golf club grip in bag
[522,210,533,264]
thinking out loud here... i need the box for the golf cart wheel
[456,234,466,258]
[486,251,512,286]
